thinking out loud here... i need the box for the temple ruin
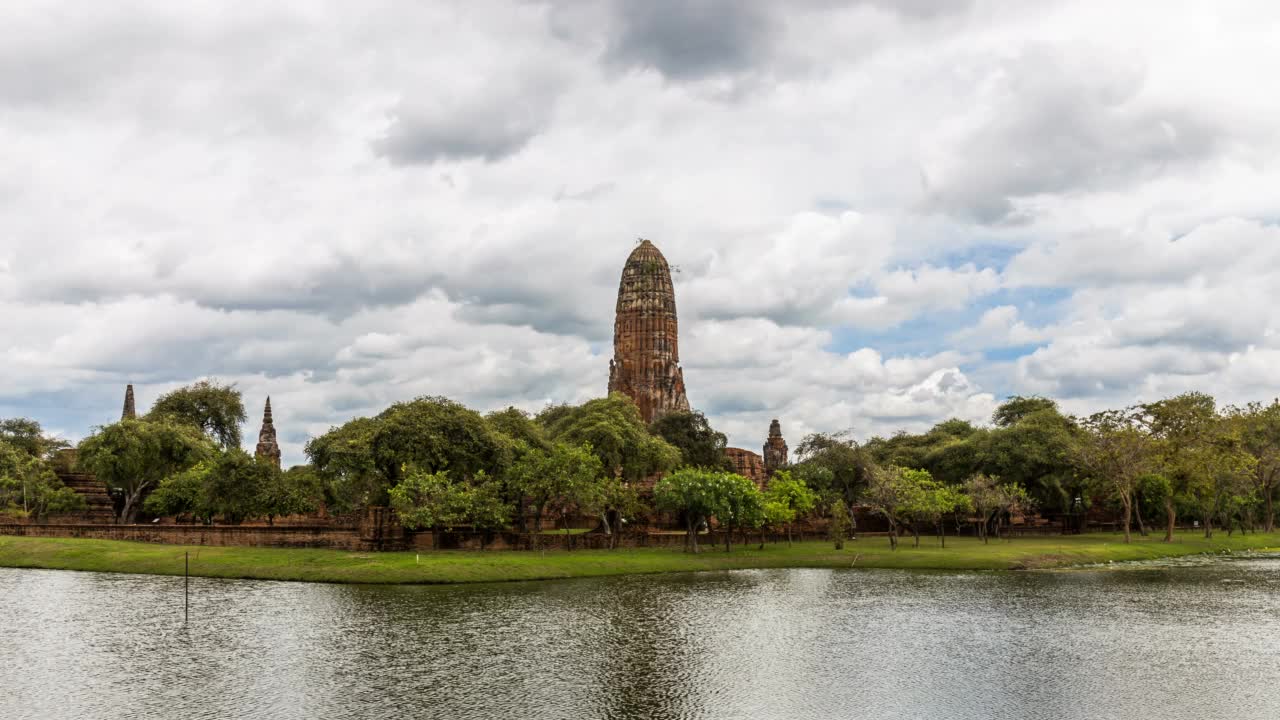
[763,419,789,477]
[608,239,690,424]
[121,384,136,420]
[255,397,281,468]
[606,240,788,487]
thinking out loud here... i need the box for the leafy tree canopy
[648,410,731,470]
[78,417,216,522]
[148,379,248,449]
[538,394,680,481]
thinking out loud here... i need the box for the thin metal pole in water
[184,551,189,624]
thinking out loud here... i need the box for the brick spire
[121,384,137,420]
[763,418,788,479]
[607,239,690,424]
[255,397,281,468]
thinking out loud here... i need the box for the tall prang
[121,384,137,420]
[608,239,690,424]
[763,418,788,478]
[255,397,281,468]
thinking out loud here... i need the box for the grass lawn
[1,530,1278,585]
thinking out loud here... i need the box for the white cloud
[4,1,1280,462]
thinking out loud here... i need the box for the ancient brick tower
[763,418,788,478]
[121,384,136,420]
[608,239,690,424]
[255,397,281,468]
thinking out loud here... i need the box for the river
[3,557,1279,719]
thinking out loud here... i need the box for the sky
[4,0,1280,466]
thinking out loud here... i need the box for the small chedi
[608,239,690,424]
[763,418,789,477]
[255,397,281,469]
[121,383,137,420]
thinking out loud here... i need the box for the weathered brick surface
[762,418,789,478]
[254,397,281,468]
[724,447,767,488]
[121,384,136,420]
[608,239,690,424]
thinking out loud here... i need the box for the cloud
[949,305,1046,349]
[5,0,1280,464]
[602,0,778,80]
[919,43,1228,223]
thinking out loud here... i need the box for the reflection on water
[3,559,1280,719]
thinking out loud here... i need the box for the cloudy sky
[3,0,1280,465]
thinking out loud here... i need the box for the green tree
[1075,410,1152,544]
[78,418,215,522]
[791,431,877,508]
[0,417,70,459]
[828,499,853,550]
[653,467,723,554]
[308,397,511,511]
[993,396,1060,427]
[388,469,511,536]
[963,473,1033,543]
[763,470,817,544]
[1225,401,1280,531]
[143,463,211,523]
[1184,431,1256,538]
[976,403,1079,513]
[538,394,680,482]
[305,416,381,512]
[1136,392,1218,541]
[648,410,731,470]
[709,472,764,552]
[0,437,84,520]
[862,465,926,550]
[147,379,247,449]
[509,442,606,536]
[258,465,325,525]
[486,407,551,452]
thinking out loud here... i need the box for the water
[3,559,1280,719]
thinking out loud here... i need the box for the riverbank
[2,531,1278,584]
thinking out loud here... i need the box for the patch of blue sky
[825,285,1071,362]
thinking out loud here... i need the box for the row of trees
[6,382,1280,550]
[788,393,1280,544]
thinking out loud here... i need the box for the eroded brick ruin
[724,447,768,488]
[608,239,690,424]
[763,418,789,477]
[255,397,281,468]
[121,384,136,420]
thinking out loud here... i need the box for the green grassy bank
[1,531,1278,585]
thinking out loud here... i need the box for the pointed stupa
[608,239,690,423]
[763,418,789,478]
[121,384,137,420]
[255,397,281,468]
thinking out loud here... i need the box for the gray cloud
[603,0,778,80]
[374,101,548,164]
[921,45,1227,223]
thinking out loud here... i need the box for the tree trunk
[1164,498,1176,543]
[1203,513,1213,539]
[886,519,898,550]
[725,525,732,553]
[1134,500,1147,537]
[121,486,147,524]
[1267,490,1275,533]
[1121,497,1132,544]
[910,524,920,548]
[939,518,946,548]
[688,515,699,554]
